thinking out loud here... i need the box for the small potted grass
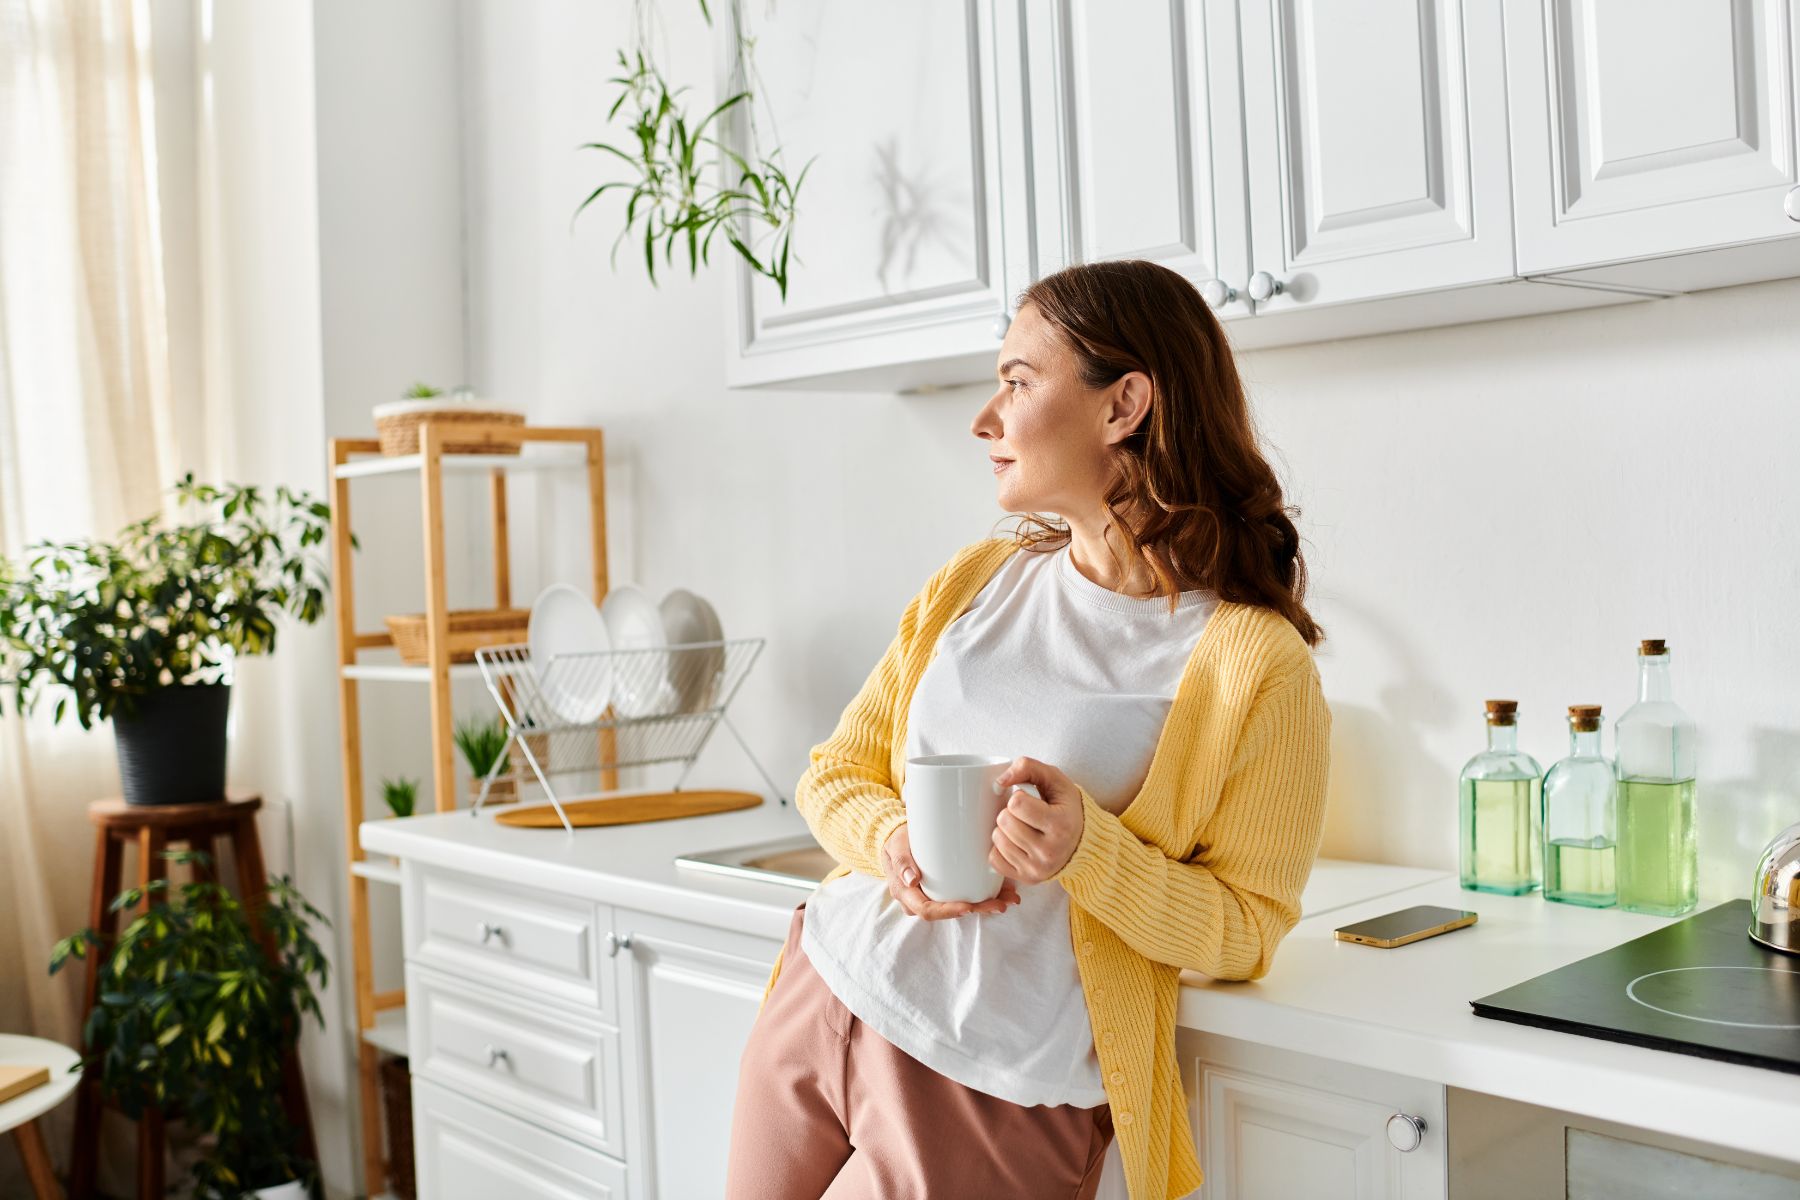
[380,776,418,819]
[454,715,516,805]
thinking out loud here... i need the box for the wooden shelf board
[334,447,585,480]
[341,661,487,683]
[362,1006,409,1058]
[351,858,402,886]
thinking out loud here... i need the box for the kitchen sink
[674,833,840,890]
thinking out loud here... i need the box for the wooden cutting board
[0,1064,49,1104]
[494,789,763,829]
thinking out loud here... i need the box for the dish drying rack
[472,637,785,832]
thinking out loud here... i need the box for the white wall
[455,0,1800,917]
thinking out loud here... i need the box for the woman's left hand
[989,756,1086,885]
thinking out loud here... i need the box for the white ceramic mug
[902,754,1040,903]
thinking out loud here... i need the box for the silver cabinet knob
[606,931,634,957]
[1385,1112,1426,1152]
[992,311,1011,339]
[1786,184,1800,222]
[1247,271,1285,302]
[484,1044,510,1068]
[1199,279,1238,309]
[476,921,504,945]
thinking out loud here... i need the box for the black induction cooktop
[1471,900,1800,1075]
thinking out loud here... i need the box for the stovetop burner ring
[1624,966,1800,1030]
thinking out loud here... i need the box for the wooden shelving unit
[327,422,613,1195]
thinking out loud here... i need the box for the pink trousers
[725,901,1114,1200]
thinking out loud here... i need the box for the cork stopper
[1639,638,1668,657]
[1568,703,1603,732]
[1484,699,1519,726]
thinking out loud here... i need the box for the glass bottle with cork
[1614,639,1698,916]
[1458,699,1544,895]
[1542,704,1617,907]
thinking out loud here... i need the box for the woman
[725,260,1331,1200]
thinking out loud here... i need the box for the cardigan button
[1117,1110,1134,1127]
[1109,1070,1124,1085]
[1082,940,1095,955]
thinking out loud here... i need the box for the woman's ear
[1104,371,1154,446]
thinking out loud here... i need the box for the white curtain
[0,0,182,1029]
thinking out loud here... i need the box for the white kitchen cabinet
[413,1076,630,1200]
[716,0,1029,392]
[615,906,786,1200]
[1237,0,1517,311]
[1503,0,1800,287]
[715,0,1800,388]
[1023,0,1639,349]
[1183,1031,1447,1200]
[1014,0,1252,320]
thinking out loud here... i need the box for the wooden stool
[67,793,317,1200]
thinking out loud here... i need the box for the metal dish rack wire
[472,637,784,832]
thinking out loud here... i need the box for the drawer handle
[607,932,634,957]
[476,921,506,946]
[1385,1112,1426,1152]
[485,1044,510,1069]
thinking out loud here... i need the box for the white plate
[658,588,725,713]
[601,584,677,717]
[528,584,612,724]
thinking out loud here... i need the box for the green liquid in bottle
[1546,835,1617,907]
[1616,778,1697,916]
[1460,777,1538,895]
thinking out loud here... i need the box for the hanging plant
[575,0,813,299]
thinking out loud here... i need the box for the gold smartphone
[1333,904,1478,948]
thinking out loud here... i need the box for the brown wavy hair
[998,259,1322,646]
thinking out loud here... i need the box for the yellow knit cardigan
[759,536,1332,1200]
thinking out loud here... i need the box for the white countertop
[359,800,1442,940]
[363,799,1800,1160]
[1178,875,1800,1162]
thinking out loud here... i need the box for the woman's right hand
[882,823,1020,919]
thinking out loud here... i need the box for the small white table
[0,1035,81,1200]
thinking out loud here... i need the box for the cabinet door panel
[1025,0,1250,314]
[720,0,1023,388]
[413,1077,628,1200]
[1185,1031,1446,1200]
[1505,0,1800,274]
[1241,0,1515,307]
[618,909,783,1200]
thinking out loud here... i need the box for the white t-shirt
[800,541,1216,1107]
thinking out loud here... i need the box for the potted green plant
[0,475,333,806]
[454,714,515,804]
[49,851,330,1198]
[380,775,419,819]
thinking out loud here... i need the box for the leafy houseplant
[0,475,334,805]
[455,714,516,803]
[380,776,419,819]
[49,852,330,1198]
[576,0,813,299]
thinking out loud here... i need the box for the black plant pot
[113,683,231,806]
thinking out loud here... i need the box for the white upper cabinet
[1503,0,1800,282]
[1237,0,1516,310]
[716,0,1800,387]
[1015,0,1252,319]
[718,0,1025,391]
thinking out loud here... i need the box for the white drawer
[408,863,615,1017]
[413,1076,628,1200]
[408,964,627,1159]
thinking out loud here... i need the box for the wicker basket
[384,609,529,665]
[379,1055,416,1200]
[372,399,525,456]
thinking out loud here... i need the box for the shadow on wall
[1700,726,1800,904]
[1315,594,1459,868]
